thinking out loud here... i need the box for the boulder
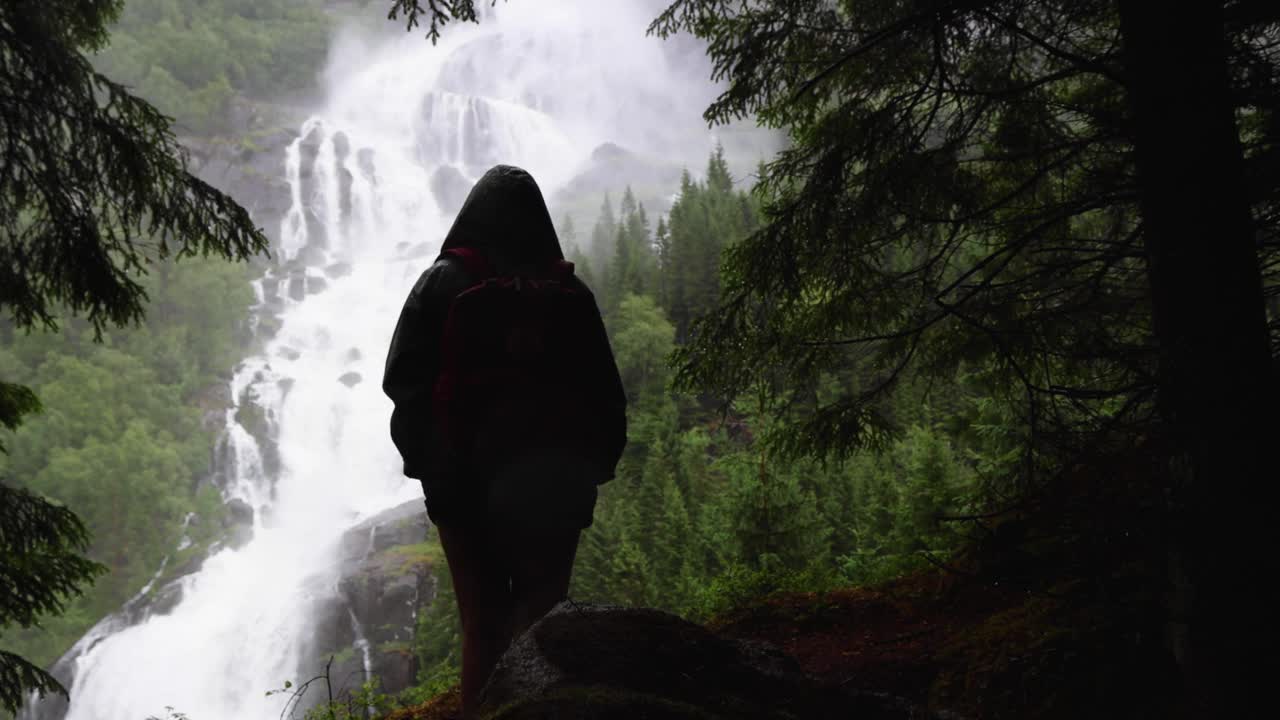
[479,603,872,720]
[430,164,472,217]
[306,274,328,295]
[222,498,255,549]
[338,371,362,388]
[332,131,351,159]
[288,272,307,301]
[260,275,280,301]
[356,147,377,183]
[324,261,354,279]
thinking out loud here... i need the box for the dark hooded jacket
[382,165,627,497]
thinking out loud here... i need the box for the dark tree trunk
[1118,0,1277,715]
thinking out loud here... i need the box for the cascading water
[27,3,769,719]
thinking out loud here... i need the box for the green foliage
[0,256,254,685]
[0,2,268,338]
[0,482,107,714]
[649,0,1189,467]
[268,668,404,720]
[386,0,497,43]
[411,531,462,699]
[558,149,982,628]
[609,294,675,406]
[92,0,332,135]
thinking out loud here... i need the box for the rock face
[478,602,938,720]
[185,121,300,243]
[305,499,443,698]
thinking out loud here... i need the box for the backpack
[431,247,607,478]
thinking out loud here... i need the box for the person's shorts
[422,451,601,530]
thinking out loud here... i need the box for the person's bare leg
[507,530,580,638]
[436,524,513,718]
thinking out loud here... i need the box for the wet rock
[288,272,307,301]
[223,498,255,549]
[297,244,330,268]
[306,274,328,295]
[184,119,301,252]
[320,500,439,696]
[479,603,858,720]
[344,347,362,363]
[260,275,280,301]
[192,381,234,434]
[356,147,377,183]
[324,261,354,279]
[332,131,351,159]
[226,498,255,526]
[301,124,324,154]
[338,371,362,388]
[372,645,418,696]
[338,166,354,222]
[430,164,471,217]
[147,580,186,618]
[256,312,283,341]
[167,551,207,581]
[278,346,301,361]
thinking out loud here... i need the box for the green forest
[4,0,1279,718]
[90,0,332,135]
[0,258,255,672]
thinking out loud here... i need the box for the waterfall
[23,3,760,719]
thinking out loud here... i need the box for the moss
[378,640,412,656]
[376,540,443,575]
[327,645,357,666]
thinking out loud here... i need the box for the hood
[440,165,564,270]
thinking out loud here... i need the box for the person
[382,165,627,716]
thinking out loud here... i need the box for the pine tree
[589,193,617,309]
[654,216,672,309]
[557,213,578,253]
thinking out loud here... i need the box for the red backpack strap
[441,247,493,280]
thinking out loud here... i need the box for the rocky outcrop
[185,118,300,245]
[306,499,443,698]
[477,602,937,720]
[430,165,472,217]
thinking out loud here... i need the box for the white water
[50,4,755,719]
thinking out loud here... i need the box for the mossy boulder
[477,603,872,720]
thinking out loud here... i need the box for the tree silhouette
[650,1,1278,715]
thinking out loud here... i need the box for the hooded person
[382,165,627,716]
